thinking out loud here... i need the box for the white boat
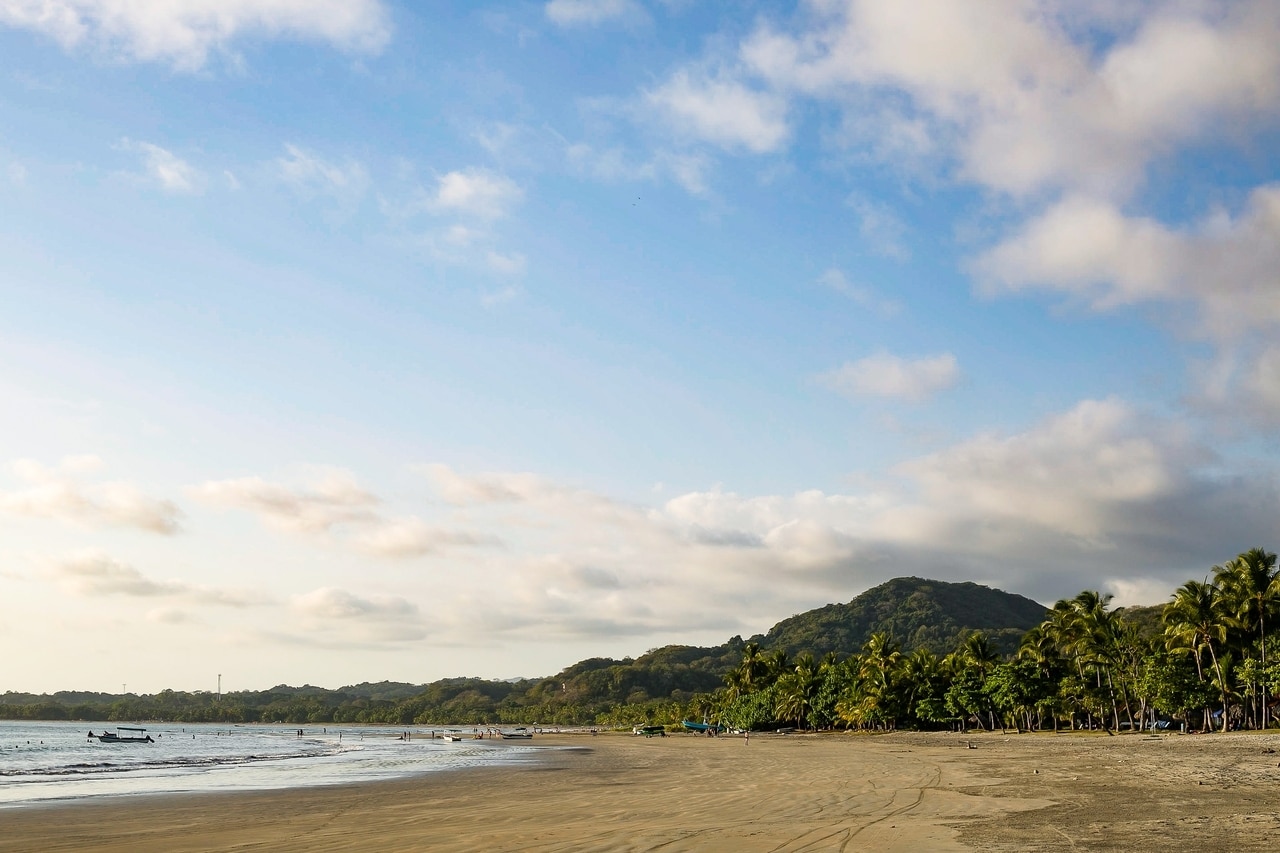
[90,726,154,743]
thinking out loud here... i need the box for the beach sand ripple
[4,730,1279,851]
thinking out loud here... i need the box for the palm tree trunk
[1106,668,1121,733]
[1207,643,1229,732]
[1261,613,1269,729]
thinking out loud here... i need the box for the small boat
[681,720,720,733]
[501,728,533,739]
[633,725,666,738]
[441,733,462,742]
[91,726,154,743]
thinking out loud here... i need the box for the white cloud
[1189,344,1280,429]
[732,0,1280,198]
[0,456,181,534]
[818,352,959,401]
[481,284,523,307]
[0,0,391,71]
[485,250,527,276]
[442,224,480,246]
[119,139,202,193]
[191,471,379,533]
[424,169,522,220]
[191,471,499,560]
[847,194,909,260]
[425,463,536,505]
[566,142,648,183]
[146,606,193,624]
[1105,576,1173,608]
[53,551,262,606]
[545,0,638,27]
[294,586,417,620]
[816,268,900,316]
[894,398,1183,541]
[356,517,501,558]
[275,143,368,200]
[291,587,426,642]
[645,69,789,154]
[973,186,1280,339]
[655,149,712,196]
[55,552,178,596]
[260,407,1274,646]
[649,398,1265,601]
[566,142,712,196]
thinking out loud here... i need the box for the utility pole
[218,674,221,699]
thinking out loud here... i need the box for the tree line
[714,547,1280,733]
[4,548,1277,732]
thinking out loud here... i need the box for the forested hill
[2,576,1051,725]
[761,577,1048,657]
[1115,603,1165,644]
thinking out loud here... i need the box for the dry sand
[5,729,1280,851]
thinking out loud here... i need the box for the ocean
[0,720,545,807]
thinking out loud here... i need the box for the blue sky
[2,0,1278,693]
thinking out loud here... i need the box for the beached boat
[91,726,154,743]
[681,720,720,733]
[500,728,533,739]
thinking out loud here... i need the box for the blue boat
[681,720,720,733]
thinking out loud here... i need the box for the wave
[0,744,349,779]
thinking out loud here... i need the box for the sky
[1,0,1278,695]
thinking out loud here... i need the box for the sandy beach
[5,729,1280,852]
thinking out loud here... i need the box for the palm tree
[1018,625,1063,730]
[774,652,820,729]
[1214,548,1279,728]
[956,632,1000,730]
[857,633,903,729]
[959,632,999,674]
[1035,601,1085,728]
[724,642,768,700]
[1164,579,1234,731]
[901,647,941,726]
[1070,591,1123,732]
[765,649,790,682]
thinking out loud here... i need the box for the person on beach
[744,730,750,745]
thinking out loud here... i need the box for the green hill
[1116,603,1166,645]
[536,577,1049,706]
[760,576,1049,657]
[1,576,1052,724]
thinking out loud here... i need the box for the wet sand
[4,730,1280,851]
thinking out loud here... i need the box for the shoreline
[5,730,1280,851]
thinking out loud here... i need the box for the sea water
[0,720,541,806]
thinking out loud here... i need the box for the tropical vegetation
[6,550,1279,733]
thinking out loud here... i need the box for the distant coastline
[7,554,1278,740]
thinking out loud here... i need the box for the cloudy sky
[2,0,1278,694]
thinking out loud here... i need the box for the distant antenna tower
[218,674,222,698]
